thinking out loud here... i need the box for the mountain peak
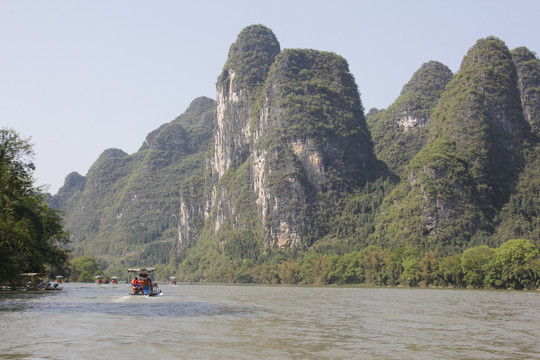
[400,61,453,98]
[220,25,281,88]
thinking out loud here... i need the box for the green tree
[418,250,439,286]
[461,246,495,288]
[435,254,464,287]
[299,252,330,285]
[233,259,255,283]
[361,246,387,285]
[277,259,300,284]
[385,247,421,286]
[402,257,422,286]
[326,251,363,284]
[487,239,540,289]
[0,128,69,285]
[69,256,103,282]
[248,264,280,284]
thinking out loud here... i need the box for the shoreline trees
[176,238,540,290]
[0,128,69,286]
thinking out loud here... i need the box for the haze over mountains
[49,25,540,280]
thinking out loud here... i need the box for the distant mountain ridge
[49,26,540,279]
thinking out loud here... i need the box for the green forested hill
[494,46,540,242]
[370,37,533,253]
[50,97,215,273]
[49,27,540,286]
[367,61,453,175]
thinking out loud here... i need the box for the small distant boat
[127,268,161,296]
[56,276,63,284]
[111,277,118,285]
[96,276,103,285]
[169,277,177,286]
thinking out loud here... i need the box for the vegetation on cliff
[220,24,281,91]
[367,61,453,175]
[50,97,215,273]
[370,37,533,254]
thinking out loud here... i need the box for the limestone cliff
[251,48,381,247]
[212,25,280,180]
[178,26,385,255]
[512,46,540,135]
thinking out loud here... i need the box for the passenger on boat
[131,278,142,294]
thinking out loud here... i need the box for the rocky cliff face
[212,25,280,180]
[512,46,540,135]
[206,25,281,238]
[178,26,384,253]
[251,48,381,247]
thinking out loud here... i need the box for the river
[0,283,538,359]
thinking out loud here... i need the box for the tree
[487,239,540,289]
[299,252,330,285]
[0,128,69,285]
[277,259,300,284]
[435,254,464,287]
[386,247,421,286]
[461,246,495,288]
[326,251,363,284]
[69,256,102,282]
[418,250,439,286]
[361,246,387,285]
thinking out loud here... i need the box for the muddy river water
[1,283,538,359]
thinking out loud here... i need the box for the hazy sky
[2,0,539,194]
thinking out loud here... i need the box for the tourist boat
[56,276,63,284]
[16,273,62,291]
[169,277,177,286]
[127,268,161,296]
[111,277,118,285]
[96,276,103,285]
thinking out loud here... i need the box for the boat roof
[127,267,156,273]
[21,273,47,277]
[96,275,103,279]
[111,277,117,279]
[56,275,63,278]
[170,277,176,280]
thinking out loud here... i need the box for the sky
[2,0,540,194]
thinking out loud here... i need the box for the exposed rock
[512,46,540,135]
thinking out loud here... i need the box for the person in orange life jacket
[131,278,140,293]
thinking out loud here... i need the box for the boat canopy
[21,273,47,277]
[127,268,156,273]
